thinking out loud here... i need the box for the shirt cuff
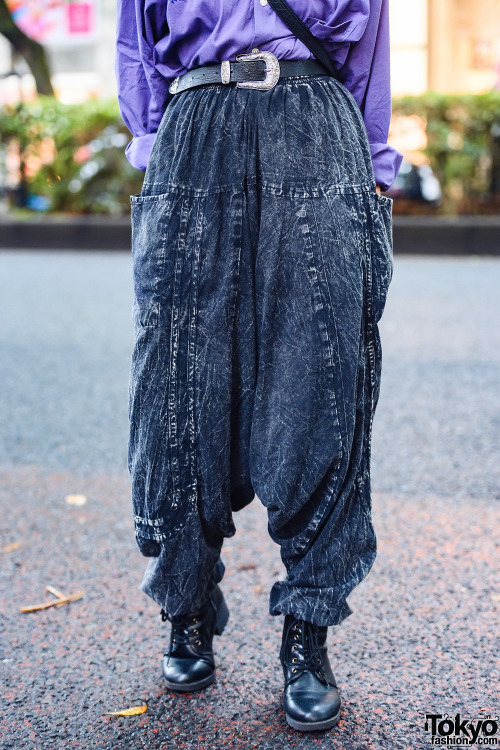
[370,143,404,192]
[125,133,158,172]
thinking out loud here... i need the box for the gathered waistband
[143,75,376,194]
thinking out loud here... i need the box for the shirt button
[260,0,268,5]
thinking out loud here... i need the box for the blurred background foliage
[0,90,499,215]
[0,95,143,214]
[392,90,500,214]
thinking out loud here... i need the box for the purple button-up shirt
[115,0,403,190]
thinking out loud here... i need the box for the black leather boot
[280,615,341,732]
[160,584,229,692]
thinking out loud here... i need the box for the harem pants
[127,74,394,627]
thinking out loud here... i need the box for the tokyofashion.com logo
[425,714,499,745]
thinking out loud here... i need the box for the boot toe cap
[162,655,215,690]
[285,684,341,726]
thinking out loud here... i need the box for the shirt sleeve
[114,0,172,171]
[337,0,403,191]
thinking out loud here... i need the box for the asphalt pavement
[0,250,499,750]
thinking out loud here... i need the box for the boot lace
[283,619,330,686]
[160,608,204,648]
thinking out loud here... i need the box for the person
[115,0,402,733]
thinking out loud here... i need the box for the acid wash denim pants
[127,74,394,628]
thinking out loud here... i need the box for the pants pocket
[129,192,176,328]
[369,192,394,324]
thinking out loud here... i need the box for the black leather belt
[169,51,329,95]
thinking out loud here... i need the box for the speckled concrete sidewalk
[1,466,498,750]
[1,253,499,749]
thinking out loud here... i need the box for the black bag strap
[267,0,339,78]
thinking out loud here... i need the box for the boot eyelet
[292,667,297,673]
[192,617,198,623]
[292,645,298,651]
[194,629,199,635]
[292,658,297,663]
[294,635,299,640]
[196,639,201,646]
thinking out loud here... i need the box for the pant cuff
[138,512,226,617]
[269,583,354,627]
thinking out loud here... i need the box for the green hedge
[0,96,143,214]
[0,92,499,214]
[392,90,500,213]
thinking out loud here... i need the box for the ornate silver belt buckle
[234,51,280,91]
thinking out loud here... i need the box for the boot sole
[285,708,341,732]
